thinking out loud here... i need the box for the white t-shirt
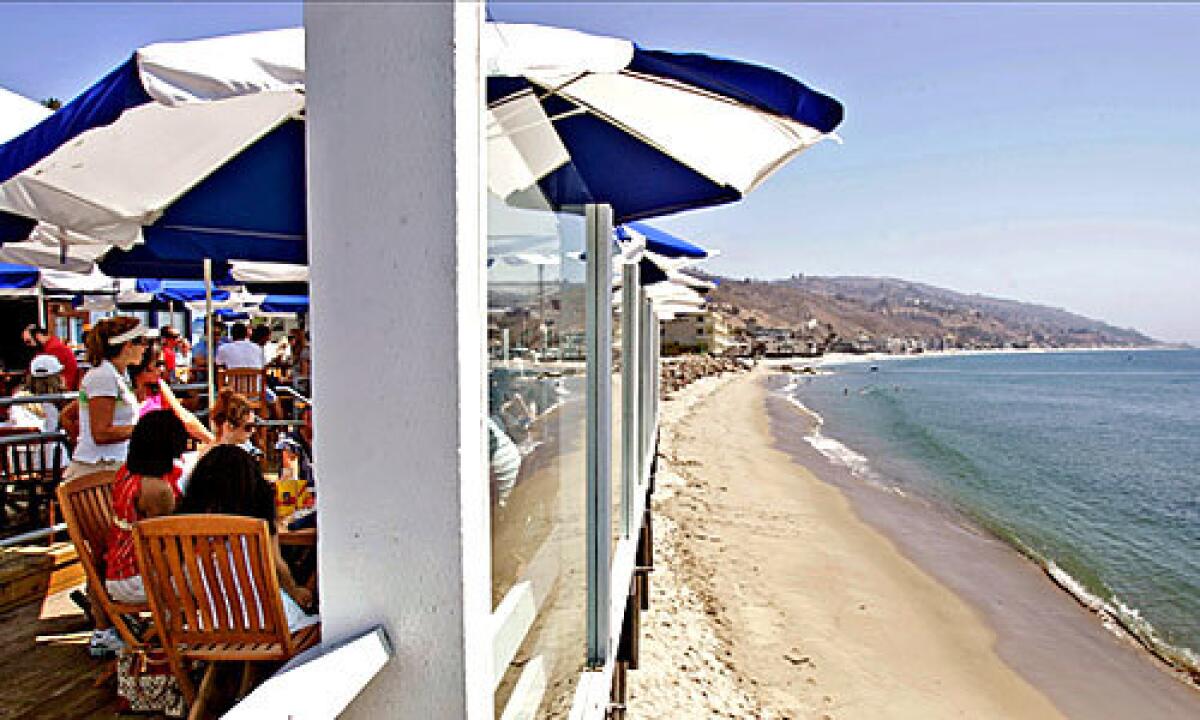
[75,360,139,463]
[216,339,265,369]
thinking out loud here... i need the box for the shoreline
[763,371,1200,717]
[634,370,1063,718]
[630,368,1200,718]
[772,355,1200,688]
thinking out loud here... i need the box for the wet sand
[630,369,1200,718]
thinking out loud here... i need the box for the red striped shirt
[105,465,182,581]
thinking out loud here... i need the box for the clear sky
[2,3,1197,343]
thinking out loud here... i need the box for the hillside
[707,275,1158,351]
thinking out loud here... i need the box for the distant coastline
[709,275,1166,356]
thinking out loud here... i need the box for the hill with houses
[705,275,1159,354]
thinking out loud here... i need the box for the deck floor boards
[0,587,130,720]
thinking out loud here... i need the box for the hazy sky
[2,3,1197,343]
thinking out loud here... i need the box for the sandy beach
[629,367,1200,718]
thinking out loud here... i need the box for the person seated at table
[286,329,311,396]
[3,355,73,470]
[217,323,283,418]
[94,410,189,656]
[176,445,316,630]
[127,350,213,444]
[3,354,66,432]
[190,320,226,379]
[158,325,180,381]
[275,404,313,486]
[205,388,260,457]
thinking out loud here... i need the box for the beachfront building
[660,310,733,356]
[657,307,729,355]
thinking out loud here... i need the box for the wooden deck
[0,586,127,719]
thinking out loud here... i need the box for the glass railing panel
[489,194,587,718]
[611,297,623,554]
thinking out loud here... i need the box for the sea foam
[775,374,879,483]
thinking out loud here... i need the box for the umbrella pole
[35,284,46,327]
[204,258,215,409]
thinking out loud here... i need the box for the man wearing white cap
[3,354,66,432]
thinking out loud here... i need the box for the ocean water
[782,349,1200,676]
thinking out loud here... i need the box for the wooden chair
[217,368,268,413]
[55,471,150,648]
[133,515,320,719]
[1,430,69,531]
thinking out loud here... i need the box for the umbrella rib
[526,77,724,185]
[153,224,304,241]
[485,107,587,141]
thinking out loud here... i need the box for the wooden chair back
[55,470,148,646]
[2,430,69,530]
[134,515,295,652]
[217,369,267,408]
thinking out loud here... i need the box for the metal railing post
[585,203,613,667]
[621,262,640,539]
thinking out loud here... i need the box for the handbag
[116,648,186,717]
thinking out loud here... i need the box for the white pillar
[306,3,490,717]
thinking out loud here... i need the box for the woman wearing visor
[66,316,151,481]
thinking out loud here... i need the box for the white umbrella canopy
[227,260,308,284]
[0,235,108,272]
[0,88,52,143]
[40,266,119,294]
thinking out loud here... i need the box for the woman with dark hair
[90,410,189,657]
[178,445,316,630]
[127,346,213,443]
[67,316,149,480]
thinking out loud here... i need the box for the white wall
[306,3,490,716]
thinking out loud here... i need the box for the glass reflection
[489,195,587,718]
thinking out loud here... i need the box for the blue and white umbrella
[485,23,843,224]
[257,294,309,316]
[0,29,305,273]
[0,262,39,296]
[0,263,117,296]
[1,23,841,278]
[134,279,231,305]
[616,222,708,260]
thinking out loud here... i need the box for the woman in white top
[65,316,149,481]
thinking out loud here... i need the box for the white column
[306,3,489,717]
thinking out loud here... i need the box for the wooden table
[279,525,316,546]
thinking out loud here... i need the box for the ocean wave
[1045,561,1200,685]
[773,379,883,485]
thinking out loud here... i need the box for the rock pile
[660,355,749,397]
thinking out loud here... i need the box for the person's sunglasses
[129,337,147,346]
